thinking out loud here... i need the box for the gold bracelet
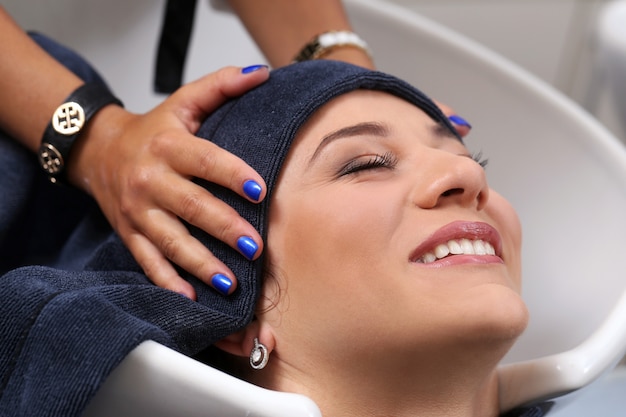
[292,31,373,63]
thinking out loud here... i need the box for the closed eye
[339,152,398,176]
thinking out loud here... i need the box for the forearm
[0,6,84,153]
[227,0,374,68]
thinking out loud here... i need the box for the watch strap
[293,31,372,63]
[39,83,123,183]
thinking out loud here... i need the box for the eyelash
[339,152,398,176]
[471,151,489,168]
[339,151,488,176]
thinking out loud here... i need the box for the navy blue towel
[0,132,253,416]
[0,33,255,416]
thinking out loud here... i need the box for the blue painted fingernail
[211,274,233,295]
[237,236,259,260]
[243,180,262,201]
[448,115,472,128]
[242,64,268,74]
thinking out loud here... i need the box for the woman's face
[261,90,528,366]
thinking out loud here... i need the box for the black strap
[39,83,124,183]
[154,0,197,94]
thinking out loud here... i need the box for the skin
[228,0,375,69]
[0,1,468,299]
[219,91,528,417]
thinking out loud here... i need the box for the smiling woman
[191,60,529,417]
[0,59,530,417]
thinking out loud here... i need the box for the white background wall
[387,0,625,143]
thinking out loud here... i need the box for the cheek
[266,198,413,358]
[266,189,403,322]
[273,191,398,277]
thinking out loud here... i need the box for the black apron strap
[154,0,198,94]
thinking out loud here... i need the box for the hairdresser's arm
[227,0,375,69]
[0,7,83,152]
[0,7,268,299]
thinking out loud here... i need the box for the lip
[409,221,503,264]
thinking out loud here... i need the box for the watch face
[38,142,64,175]
[52,101,85,136]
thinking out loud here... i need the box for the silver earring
[249,337,269,370]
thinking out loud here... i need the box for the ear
[214,320,276,358]
[213,328,252,358]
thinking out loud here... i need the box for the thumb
[166,65,270,131]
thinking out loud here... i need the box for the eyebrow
[308,122,390,165]
[307,120,460,166]
[432,122,460,141]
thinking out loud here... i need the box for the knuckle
[119,168,152,217]
[118,198,135,218]
[178,192,205,224]
[230,166,251,190]
[213,66,237,84]
[188,257,212,280]
[215,215,240,241]
[138,256,161,283]
[126,165,153,193]
[159,234,181,261]
[149,130,175,156]
[197,146,220,178]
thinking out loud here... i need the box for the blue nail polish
[241,65,268,74]
[448,115,472,128]
[237,236,259,260]
[211,274,233,295]
[243,180,262,201]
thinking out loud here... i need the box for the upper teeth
[417,239,496,264]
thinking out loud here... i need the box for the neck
[253,343,505,417]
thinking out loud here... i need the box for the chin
[462,285,529,349]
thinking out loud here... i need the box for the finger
[447,114,472,138]
[133,209,242,296]
[169,65,270,131]
[154,171,264,261]
[124,231,198,300]
[433,100,472,138]
[156,134,267,203]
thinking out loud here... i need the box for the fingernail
[241,65,268,74]
[448,115,472,128]
[211,274,233,296]
[243,179,262,201]
[237,236,259,260]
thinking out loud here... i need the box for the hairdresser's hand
[435,102,472,138]
[68,65,270,300]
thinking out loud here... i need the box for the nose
[411,150,489,211]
